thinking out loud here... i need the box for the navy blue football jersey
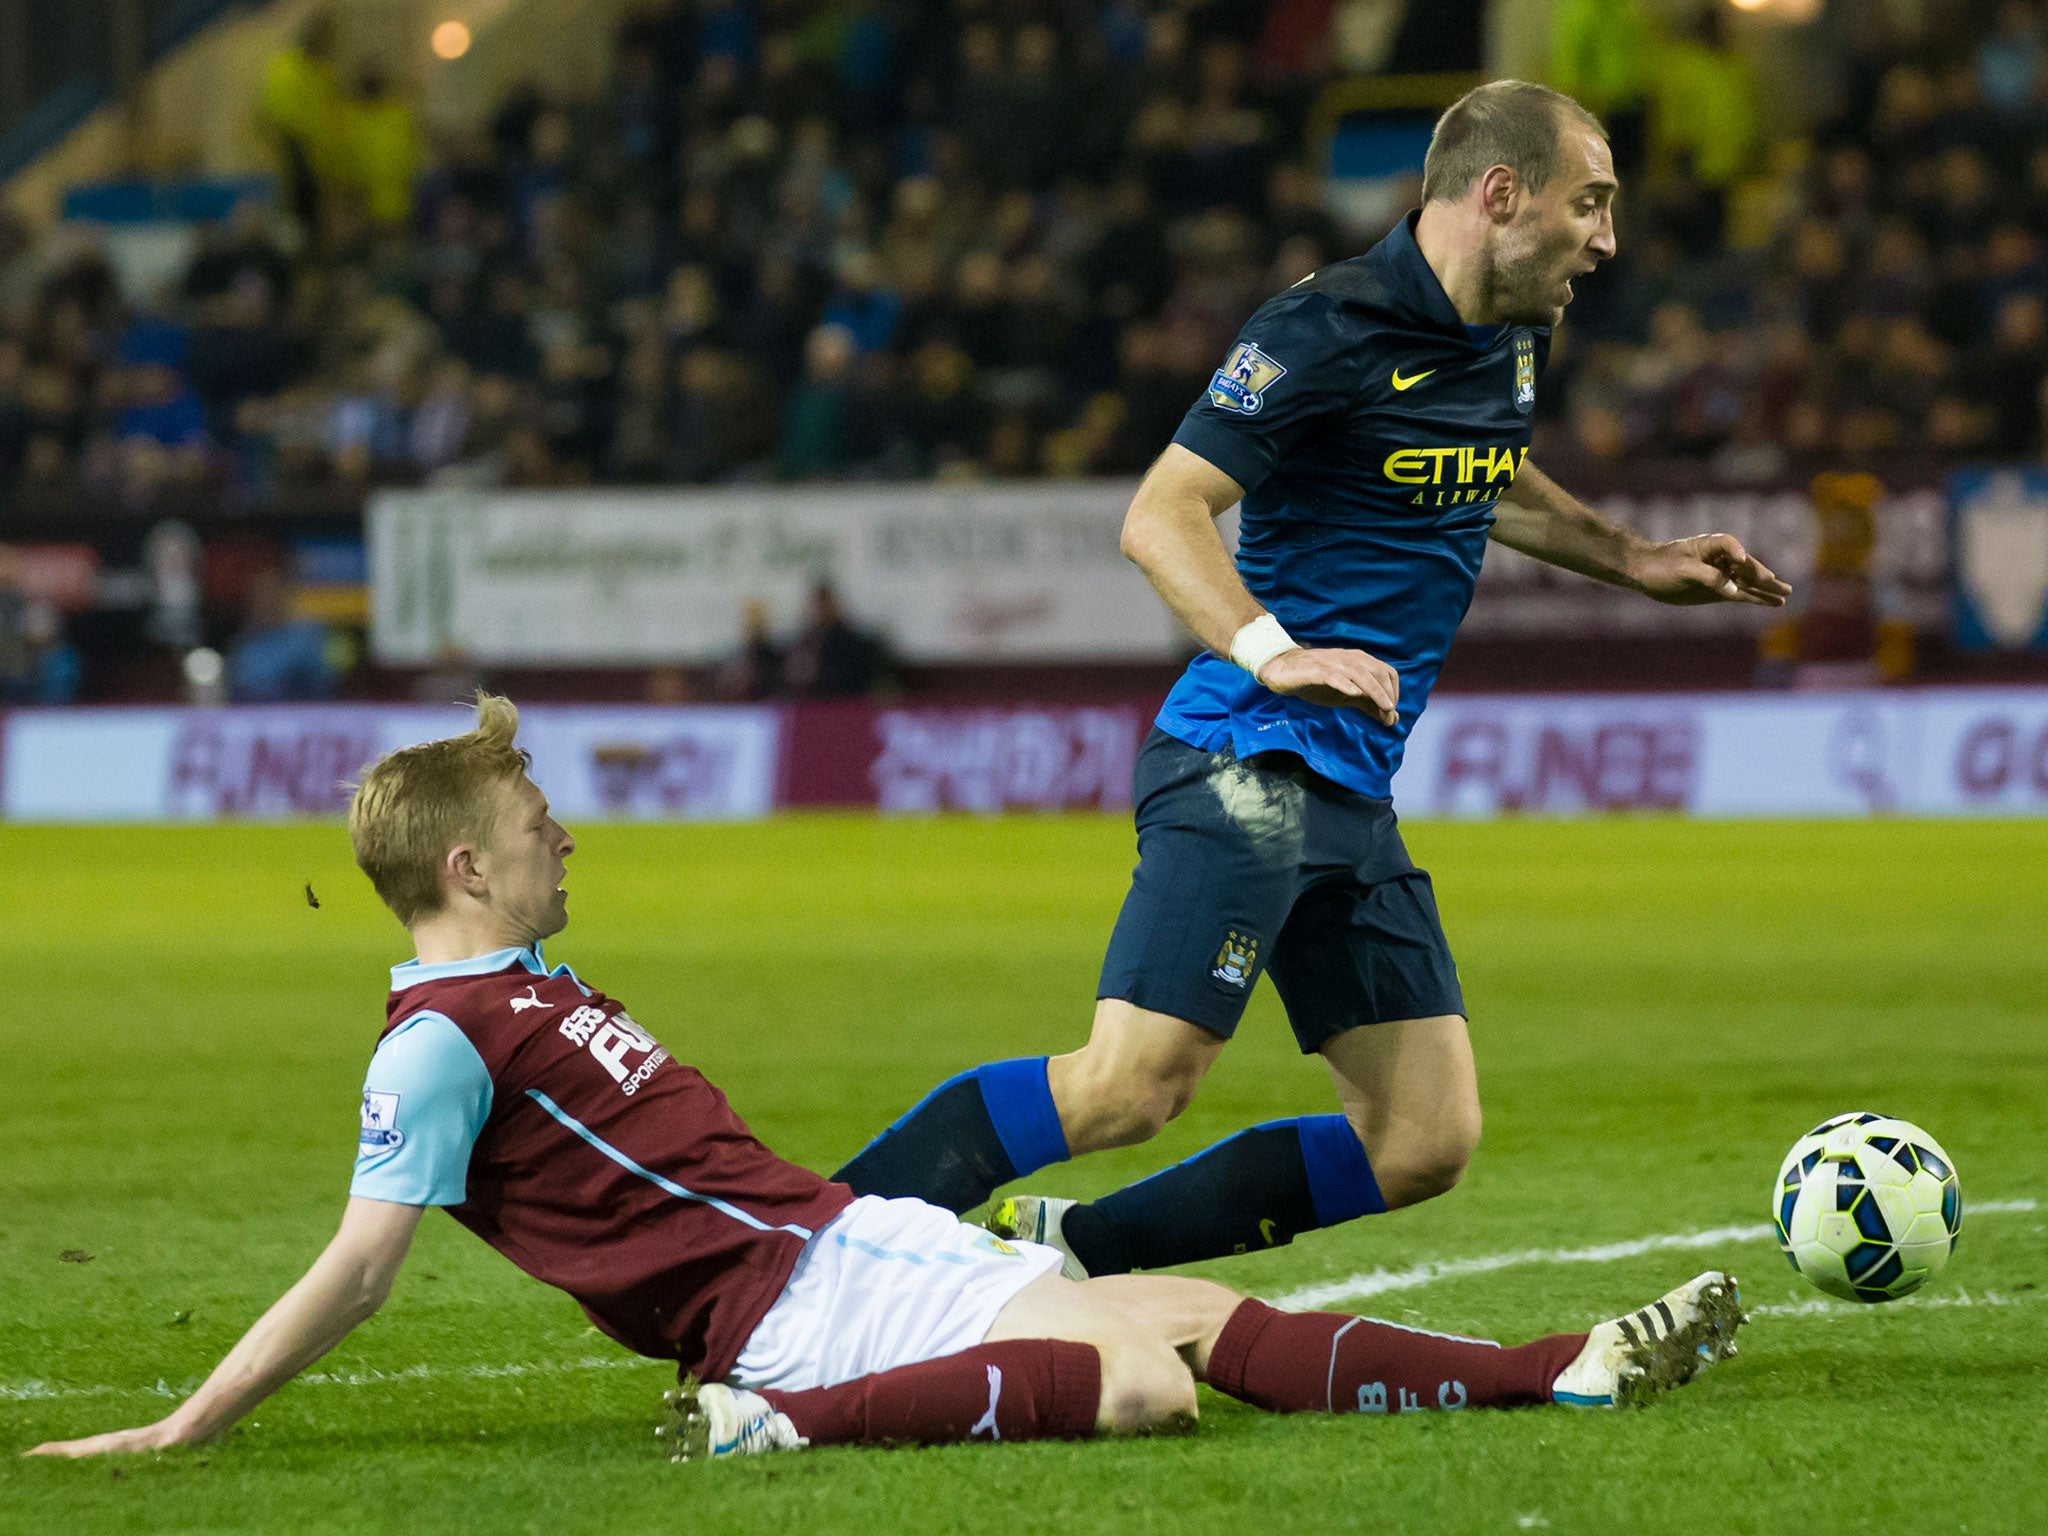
[1160,210,1549,798]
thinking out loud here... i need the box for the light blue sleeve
[350,1011,494,1207]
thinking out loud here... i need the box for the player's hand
[1633,533,1792,606]
[1255,646,1401,725]
[22,1419,192,1458]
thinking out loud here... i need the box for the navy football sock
[834,1057,1069,1212]
[1060,1115,1385,1275]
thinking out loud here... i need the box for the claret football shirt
[351,944,852,1381]
[1162,209,1551,799]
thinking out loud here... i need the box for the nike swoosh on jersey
[1390,367,1435,391]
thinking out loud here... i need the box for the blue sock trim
[1295,1114,1386,1227]
[974,1057,1069,1179]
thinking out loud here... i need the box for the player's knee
[1058,1052,1201,1149]
[1355,1103,1481,1209]
[1115,1068,1200,1145]
[1095,1339,1198,1434]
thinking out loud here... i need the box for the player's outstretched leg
[1215,1274,1742,1415]
[834,1002,1228,1216]
[1095,1269,1745,1418]
[834,1056,1073,1214]
[664,1270,1207,1460]
[994,1112,1385,1277]
[999,1016,1475,1277]
[661,1340,1109,1459]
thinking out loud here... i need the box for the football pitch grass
[3,815,2044,1535]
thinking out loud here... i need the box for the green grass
[2,816,2044,1535]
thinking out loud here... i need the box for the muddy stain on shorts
[1204,750,1306,864]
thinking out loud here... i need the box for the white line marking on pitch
[1260,1198,2037,1312]
[5,1199,2033,1406]
[1745,1288,2037,1319]
[0,1355,653,1404]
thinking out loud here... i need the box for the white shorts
[730,1195,1064,1392]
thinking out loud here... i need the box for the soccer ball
[1772,1112,1962,1302]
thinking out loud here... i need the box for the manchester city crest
[1210,929,1259,988]
[1209,342,1287,415]
[1513,332,1536,412]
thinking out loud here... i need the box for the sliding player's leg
[1087,1268,1746,1416]
[663,1195,1191,1458]
[666,1218,1746,1458]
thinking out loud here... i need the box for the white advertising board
[369,483,1190,665]
[1394,688,2048,817]
[0,705,780,823]
[5,689,2045,822]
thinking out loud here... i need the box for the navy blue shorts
[1097,729,1464,1053]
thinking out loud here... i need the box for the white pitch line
[1261,1198,2038,1313]
[1,1355,653,1404]
[6,1199,2034,1407]
[1745,1288,2038,1319]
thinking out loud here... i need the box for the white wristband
[1229,614,1298,681]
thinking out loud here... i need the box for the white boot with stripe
[1551,1271,1746,1408]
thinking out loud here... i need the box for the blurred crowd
[0,0,2043,519]
[1545,0,2048,472]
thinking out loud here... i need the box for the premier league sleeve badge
[1209,342,1288,415]
[360,1090,405,1149]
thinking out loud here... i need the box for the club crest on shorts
[359,1090,403,1150]
[1209,342,1286,415]
[1513,332,1536,412]
[1210,929,1259,988]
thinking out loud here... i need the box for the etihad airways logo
[1383,443,1529,505]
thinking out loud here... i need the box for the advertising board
[5,689,2045,822]
[1397,688,2048,817]
[370,476,1952,665]
[0,705,778,822]
[368,484,1184,666]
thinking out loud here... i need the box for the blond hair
[348,693,532,925]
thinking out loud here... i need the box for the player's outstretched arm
[23,1197,423,1459]
[1493,459,1792,607]
[1122,445,1401,723]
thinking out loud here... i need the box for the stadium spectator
[777,324,861,480]
[182,199,292,307]
[185,272,297,439]
[0,336,28,481]
[1978,1,2044,117]
[227,568,342,703]
[884,335,987,476]
[1550,0,1655,174]
[259,13,345,241]
[0,546,36,700]
[784,581,886,698]
[345,69,421,230]
[409,357,474,475]
[714,597,786,700]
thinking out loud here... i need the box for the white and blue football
[1773,1113,1961,1303]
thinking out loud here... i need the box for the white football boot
[986,1195,1089,1281]
[658,1379,808,1461]
[1550,1271,1746,1409]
